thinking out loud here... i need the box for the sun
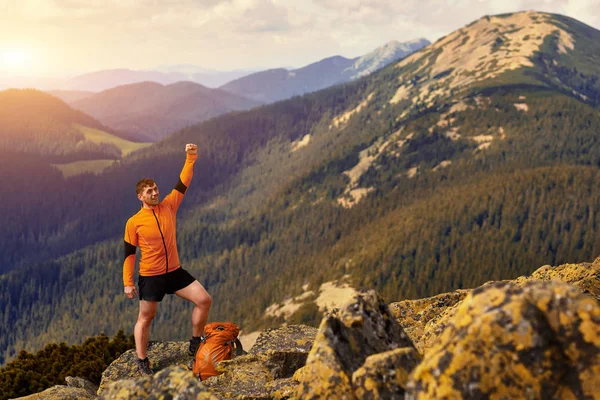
[1,49,32,72]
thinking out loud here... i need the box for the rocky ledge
[18,258,600,399]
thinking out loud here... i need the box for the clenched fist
[186,143,198,155]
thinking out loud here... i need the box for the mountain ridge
[220,38,430,103]
[70,81,261,141]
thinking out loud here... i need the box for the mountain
[70,81,262,142]
[47,90,96,103]
[3,10,600,367]
[154,64,262,88]
[0,89,141,162]
[219,39,430,103]
[57,69,187,92]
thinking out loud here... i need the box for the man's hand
[186,143,198,155]
[125,285,138,299]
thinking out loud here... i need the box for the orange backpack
[192,322,244,380]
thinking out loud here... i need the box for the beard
[146,196,159,206]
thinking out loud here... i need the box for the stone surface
[406,280,600,400]
[99,365,215,399]
[265,378,298,399]
[296,290,415,399]
[12,385,96,400]
[389,290,469,353]
[97,341,189,394]
[249,324,317,378]
[203,354,275,399]
[391,259,600,355]
[513,258,600,301]
[65,376,98,396]
[352,347,421,399]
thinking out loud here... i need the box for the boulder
[514,259,600,301]
[352,347,421,399]
[65,377,98,396]
[406,280,600,400]
[99,365,215,400]
[203,325,316,399]
[391,259,600,355]
[296,290,415,399]
[97,341,189,394]
[12,385,96,400]
[12,376,98,400]
[389,290,469,353]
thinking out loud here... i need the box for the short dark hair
[136,178,156,195]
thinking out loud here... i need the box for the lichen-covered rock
[297,290,415,399]
[265,378,298,399]
[97,341,189,394]
[65,376,98,396]
[514,259,600,301]
[12,385,96,400]
[389,290,469,353]
[249,324,317,378]
[392,259,600,355]
[406,281,600,400]
[203,354,275,399]
[99,365,215,399]
[352,347,421,399]
[249,325,316,355]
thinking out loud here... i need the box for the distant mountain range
[68,81,262,142]
[50,39,427,141]
[220,39,430,103]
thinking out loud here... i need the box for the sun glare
[1,49,32,72]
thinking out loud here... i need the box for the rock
[12,385,96,400]
[97,341,189,394]
[406,281,600,400]
[249,324,318,378]
[352,347,422,399]
[65,376,98,396]
[389,290,469,353]
[203,325,316,399]
[391,259,600,355]
[265,378,298,399]
[297,290,415,399]
[203,354,275,399]
[516,259,600,301]
[99,365,216,399]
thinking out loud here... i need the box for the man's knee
[137,310,157,326]
[195,293,212,309]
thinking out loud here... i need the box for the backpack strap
[234,338,245,357]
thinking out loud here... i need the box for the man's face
[138,184,159,206]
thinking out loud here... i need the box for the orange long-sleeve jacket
[122,153,197,287]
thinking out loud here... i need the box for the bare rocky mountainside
[15,259,600,399]
[3,11,600,397]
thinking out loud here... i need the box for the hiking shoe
[188,336,204,356]
[136,357,153,376]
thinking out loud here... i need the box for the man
[122,143,212,376]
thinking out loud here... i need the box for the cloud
[1,0,599,75]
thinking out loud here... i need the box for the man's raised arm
[163,143,198,212]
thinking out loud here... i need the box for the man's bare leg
[175,280,212,337]
[135,300,158,359]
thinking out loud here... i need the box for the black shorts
[138,268,196,302]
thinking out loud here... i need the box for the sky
[0,0,599,77]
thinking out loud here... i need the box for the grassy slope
[51,124,152,176]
